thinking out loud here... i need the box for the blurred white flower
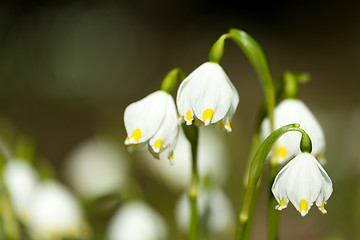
[106,200,168,240]
[3,158,38,223]
[260,99,325,164]
[272,153,333,216]
[64,138,129,199]
[141,127,230,191]
[175,186,234,235]
[124,90,179,160]
[177,62,239,131]
[28,181,89,240]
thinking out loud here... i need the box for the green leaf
[228,28,275,128]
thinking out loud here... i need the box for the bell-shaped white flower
[177,62,239,131]
[64,138,130,199]
[3,158,38,223]
[272,153,333,216]
[124,90,180,160]
[106,200,168,240]
[28,181,90,240]
[260,99,325,164]
[175,186,234,236]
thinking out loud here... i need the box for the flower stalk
[182,124,200,240]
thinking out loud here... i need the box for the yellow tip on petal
[299,199,308,216]
[320,201,327,213]
[154,139,163,152]
[280,198,286,208]
[130,128,141,142]
[226,121,232,131]
[186,110,192,122]
[203,108,214,126]
[277,146,287,158]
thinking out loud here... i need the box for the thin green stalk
[182,125,199,240]
[234,124,310,240]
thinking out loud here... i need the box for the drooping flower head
[261,99,325,164]
[124,90,179,160]
[177,62,239,131]
[272,153,333,216]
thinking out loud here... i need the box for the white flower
[3,158,38,223]
[175,186,234,235]
[28,181,90,240]
[106,200,168,240]
[260,99,325,164]
[124,90,179,160]
[272,153,333,216]
[64,138,130,199]
[177,62,239,131]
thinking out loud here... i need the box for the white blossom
[64,138,130,199]
[106,200,168,240]
[272,153,333,216]
[124,90,179,161]
[3,158,38,223]
[260,99,325,164]
[177,62,239,131]
[28,181,89,240]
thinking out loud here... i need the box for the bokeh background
[0,0,359,239]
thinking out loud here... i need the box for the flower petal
[149,94,180,155]
[190,63,234,124]
[124,91,167,144]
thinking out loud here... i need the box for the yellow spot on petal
[170,152,174,160]
[203,108,214,126]
[126,136,129,141]
[277,146,287,158]
[299,199,308,214]
[280,198,286,208]
[321,201,326,211]
[131,128,141,142]
[154,139,163,150]
[226,121,231,129]
[186,110,192,122]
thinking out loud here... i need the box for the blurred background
[0,0,359,239]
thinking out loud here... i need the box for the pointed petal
[149,94,180,155]
[124,91,167,144]
[190,63,234,124]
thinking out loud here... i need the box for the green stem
[182,125,199,240]
[234,124,310,240]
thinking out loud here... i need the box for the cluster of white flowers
[4,158,89,240]
[123,62,239,163]
[260,99,333,216]
[124,58,333,218]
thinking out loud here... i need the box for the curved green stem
[234,123,310,240]
[227,28,275,129]
[160,67,186,94]
[182,124,200,240]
